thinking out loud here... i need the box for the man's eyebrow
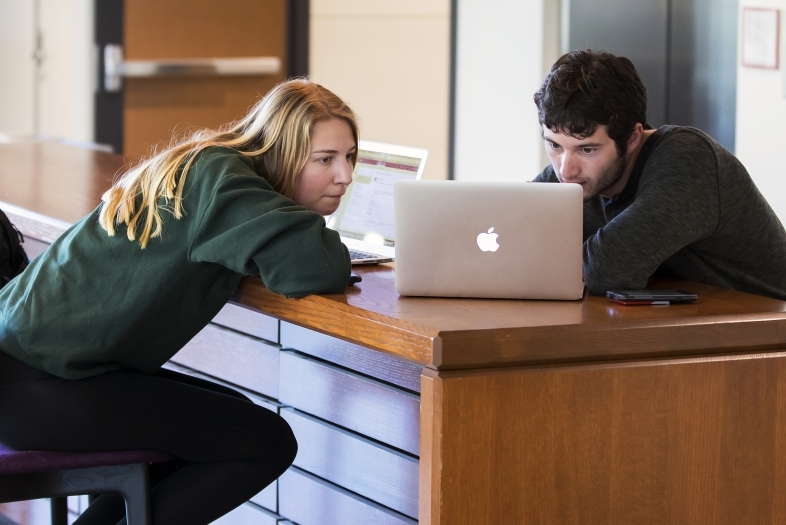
[541,130,604,148]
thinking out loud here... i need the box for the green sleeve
[188,149,351,298]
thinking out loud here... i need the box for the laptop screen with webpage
[327,141,428,259]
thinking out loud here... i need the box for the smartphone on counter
[348,271,362,285]
[606,289,697,305]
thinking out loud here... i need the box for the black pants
[0,350,296,525]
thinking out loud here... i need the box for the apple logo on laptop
[477,227,500,252]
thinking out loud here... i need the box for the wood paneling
[419,369,441,525]
[280,321,422,392]
[279,468,417,525]
[171,323,279,399]
[421,352,786,525]
[123,0,287,159]
[278,351,420,455]
[123,76,283,160]
[282,408,419,518]
[213,303,279,344]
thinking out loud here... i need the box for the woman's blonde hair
[99,78,358,248]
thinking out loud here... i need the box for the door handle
[103,44,281,92]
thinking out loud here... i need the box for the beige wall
[309,0,451,180]
[38,0,94,144]
[0,0,36,135]
[0,0,94,142]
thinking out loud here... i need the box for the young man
[533,49,786,300]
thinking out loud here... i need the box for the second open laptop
[393,180,585,300]
[328,141,428,264]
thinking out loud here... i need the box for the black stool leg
[0,463,153,525]
[116,463,152,525]
[50,497,68,525]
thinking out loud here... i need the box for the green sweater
[0,147,351,380]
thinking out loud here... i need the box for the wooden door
[121,0,287,159]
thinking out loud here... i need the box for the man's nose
[560,153,580,181]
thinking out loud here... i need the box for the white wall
[0,0,36,135]
[453,0,559,181]
[735,0,786,224]
[0,0,94,143]
[310,0,451,180]
[38,0,94,143]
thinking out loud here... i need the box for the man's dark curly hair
[534,49,648,155]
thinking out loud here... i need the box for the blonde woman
[0,79,357,525]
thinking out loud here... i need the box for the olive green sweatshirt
[0,146,351,380]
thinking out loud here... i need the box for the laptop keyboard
[349,250,378,260]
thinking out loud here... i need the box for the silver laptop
[393,180,584,300]
[328,141,428,264]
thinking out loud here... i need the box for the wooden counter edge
[232,278,786,371]
[231,276,440,366]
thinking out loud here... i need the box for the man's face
[542,125,625,201]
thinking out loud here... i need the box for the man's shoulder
[532,164,558,183]
[649,125,720,157]
[636,125,724,184]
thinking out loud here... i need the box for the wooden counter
[4,142,786,525]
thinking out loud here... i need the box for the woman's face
[293,118,356,216]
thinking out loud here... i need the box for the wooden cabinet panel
[282,408,418,518]
[210,502,279,525]
[123,0,287,159]
[281,321,422,392]
[214,303,279,344]
[279,351,420,455]
[422,352,786,525]
[279,468,417,525]
[171,323,279,398]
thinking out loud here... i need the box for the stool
[0,444,172,525]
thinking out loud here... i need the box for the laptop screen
[328,143,426,249]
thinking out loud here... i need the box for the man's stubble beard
[583,152,626,202]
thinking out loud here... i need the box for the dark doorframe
[93,0,310,155]
[94,0,124,154]
[287,0,309,78]
[447,0,458,180]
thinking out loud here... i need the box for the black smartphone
[606,289,697,305]
[348,271,362,285]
